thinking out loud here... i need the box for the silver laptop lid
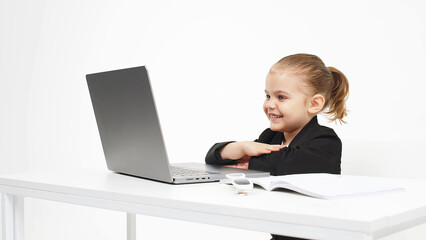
[86,66,173,183]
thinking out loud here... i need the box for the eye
[278,95,286,100]
[266,94,271,99]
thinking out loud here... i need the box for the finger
[260,149,272,155]
[267,146,283,152]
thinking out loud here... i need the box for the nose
[265,98,276,110]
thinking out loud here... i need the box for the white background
[1,0,426,239]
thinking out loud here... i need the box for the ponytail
[325,67,349,124]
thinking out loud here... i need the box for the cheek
[277,104,291,118]
[276,103,285,111]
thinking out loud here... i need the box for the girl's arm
[205,141,284,165]
[220,142,284,160]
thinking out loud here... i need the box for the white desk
[1,170,426,240]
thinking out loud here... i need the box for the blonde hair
[271,53,349,124]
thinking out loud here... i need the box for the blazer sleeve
[249,130,342,175]
[205,141,237,165]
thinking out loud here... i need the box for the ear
[308,94,325,115]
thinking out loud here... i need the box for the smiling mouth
[269,114,283,119]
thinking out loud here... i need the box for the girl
[205,53,349,240]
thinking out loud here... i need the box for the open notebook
[223,173,405,199]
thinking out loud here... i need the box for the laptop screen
[86,66,173,182]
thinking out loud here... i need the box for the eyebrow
[264,90,291,95]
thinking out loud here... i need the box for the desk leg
[1,194,24,240]
[127,213,136,240]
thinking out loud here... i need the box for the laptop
[86,66,269,184]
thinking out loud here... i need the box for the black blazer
[205,116,341,176]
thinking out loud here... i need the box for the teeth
[269,114,283,118]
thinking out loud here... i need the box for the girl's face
[263,70,313,135]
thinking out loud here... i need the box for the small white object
[223,173,254,194]
[231,178,253,194]
[225,173,246,180]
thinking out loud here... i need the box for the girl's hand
[220,141,285,161]
[227,155,250,169]
[241,141,285,157]
[226,142,284,169]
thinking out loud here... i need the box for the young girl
[205,53,349,240]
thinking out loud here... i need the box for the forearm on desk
[219,142,246,160]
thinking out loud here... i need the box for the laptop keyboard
[170,166,212,177]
